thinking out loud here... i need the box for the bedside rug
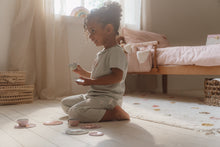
[123,93,220,136]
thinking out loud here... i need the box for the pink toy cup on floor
[17,119,29,127]
[68,119,79,127]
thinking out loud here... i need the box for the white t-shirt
[87,45,128,102]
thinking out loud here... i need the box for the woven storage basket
[204,78,220,106]
[0,85,34,105]
[0,71,26,85]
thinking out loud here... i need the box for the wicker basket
[204,78,220,106]
[0,85,34,105]
[0,71,26,85]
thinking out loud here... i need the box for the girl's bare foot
[100,105,130,122]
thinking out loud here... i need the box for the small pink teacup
[68,119,79,127]
[17,119,29,127]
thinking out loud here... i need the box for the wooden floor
[0,99,220,147]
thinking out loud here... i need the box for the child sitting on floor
[61,1,130,122]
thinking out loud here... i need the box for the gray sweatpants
[61,94,121,122]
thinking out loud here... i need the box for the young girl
[61,1,129,123]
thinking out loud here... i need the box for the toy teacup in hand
[69,62,78,70]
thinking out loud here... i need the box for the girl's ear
[105,24,114,34]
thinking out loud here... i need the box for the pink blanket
[126,43,220,72]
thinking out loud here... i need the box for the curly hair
[84,1,122,35]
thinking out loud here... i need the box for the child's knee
[61,97,68,105]
[61,103,69,114]
[68,107,89,122]
[61,97,73,113]
[69,106,84,116]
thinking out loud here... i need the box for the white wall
[143,0,220,97]
[0,0,16,71]
[146,0,220,46]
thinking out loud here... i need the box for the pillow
[136,50,151,64]
[124,41,157,54]
[121,27,169,48]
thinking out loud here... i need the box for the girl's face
[86,20,108,47]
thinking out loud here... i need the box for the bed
[117,28,220,93]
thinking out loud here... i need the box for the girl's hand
[73,65,83,75]
[75,77,93,86]
[73,65,91,78]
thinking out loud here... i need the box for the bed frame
[125,41,220,94]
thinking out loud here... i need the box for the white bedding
[157,44,220,66]
[125,43,220,72]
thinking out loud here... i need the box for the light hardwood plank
[0,103,89,147]
[0,129,22,147]
[0,113,56,147]
[1,99,220,147]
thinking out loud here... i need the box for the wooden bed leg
[162,75,167,94]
